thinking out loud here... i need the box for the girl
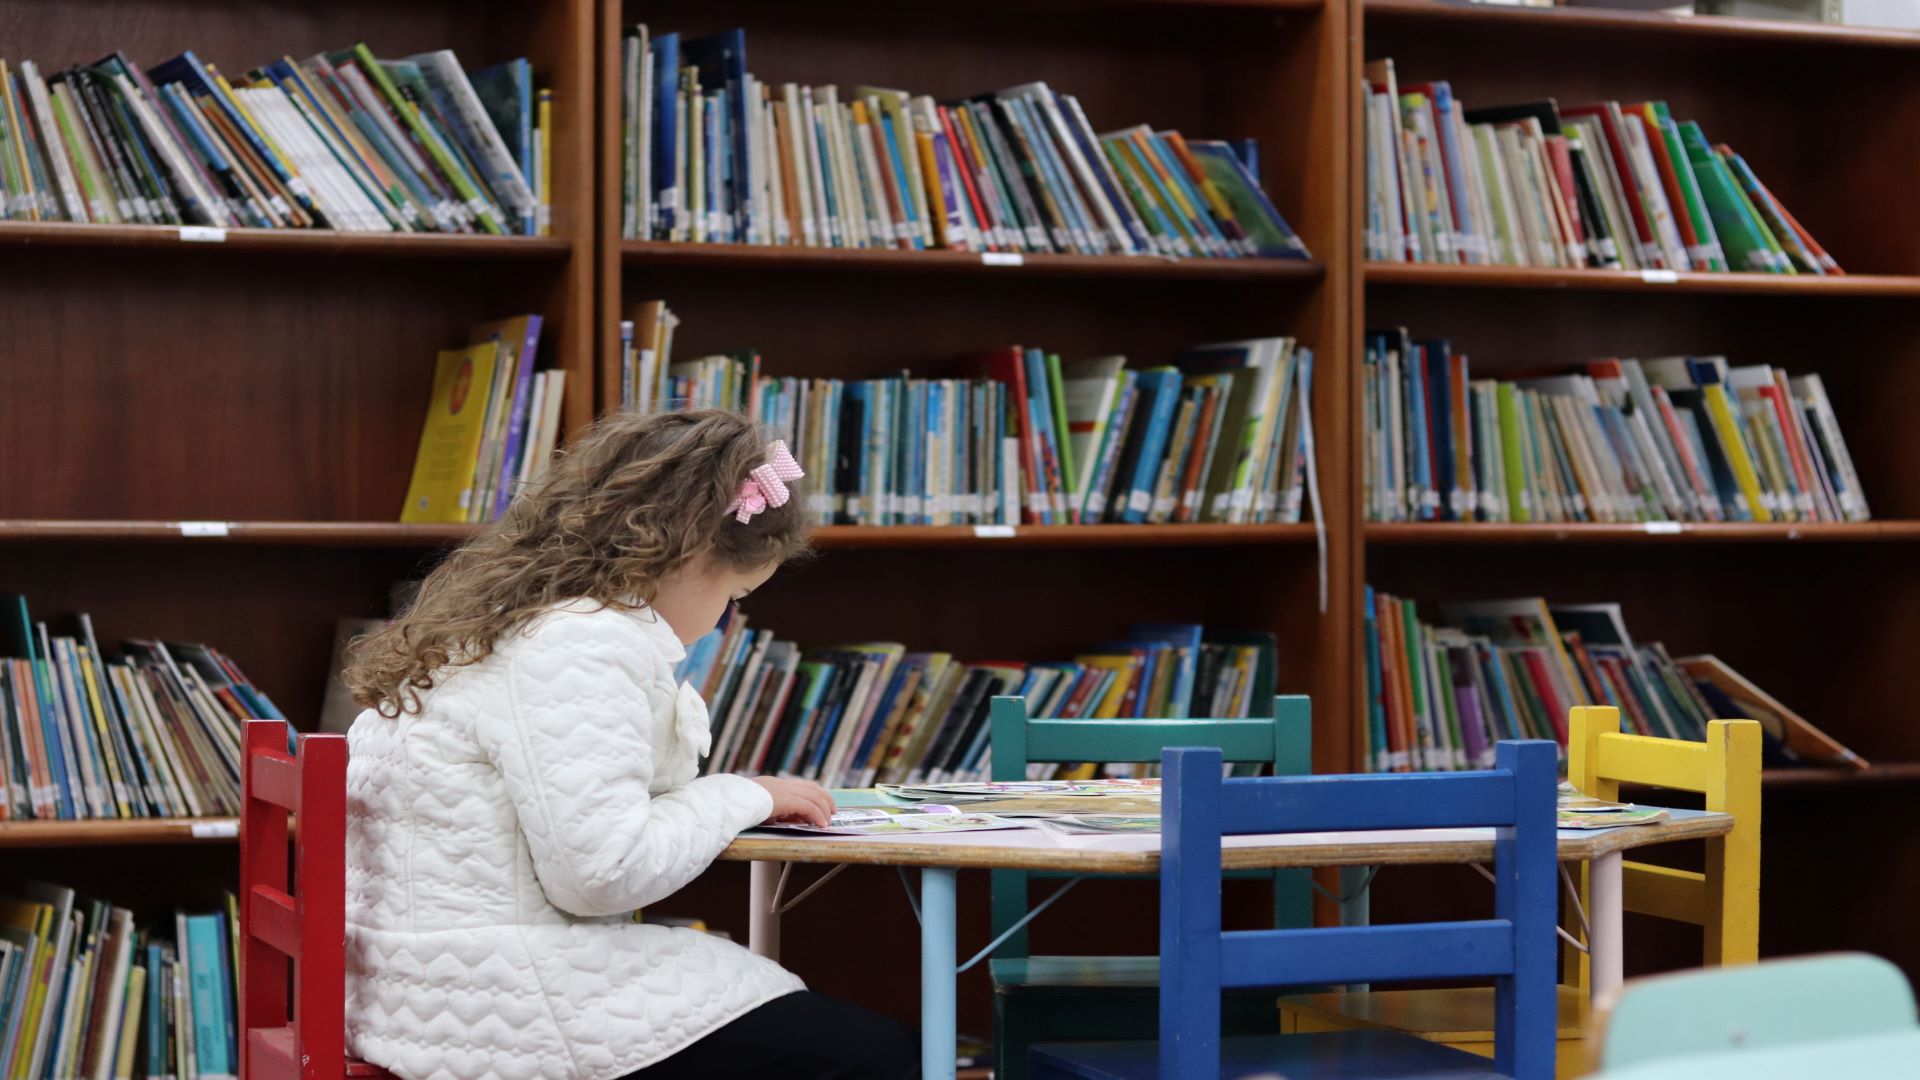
[341,410,919,1080]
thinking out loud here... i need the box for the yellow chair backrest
[1565,706,1762,990]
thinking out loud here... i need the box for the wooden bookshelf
[1366,522,1920,544]
[0,221,574,259]
[622,239,1328,282]
[0,817,239,848]
[1366,262,1920,297]
[1352,0,1920,985]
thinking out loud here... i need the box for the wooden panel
[1368,0,1920,49]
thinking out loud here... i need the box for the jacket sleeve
[474,609,775,917]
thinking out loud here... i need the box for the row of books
[1362,591,1861,773]
[619,26,1309,259]
[2,598,271,822]
[400,316,567,524]
[620,305,1317,526]
[676,618,1280,787]
[1363,334,1870,524]
[0,45,550,234]
[2,883,237,1080]
[1362,60,1838,274]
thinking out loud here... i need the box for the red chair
[240,718,396,1080]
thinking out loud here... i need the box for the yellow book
[1700,383,1773,523]
[113,965,146,1080]
[0,899,54,1079]
[401,340,502,523]
[1075,654,1140,719]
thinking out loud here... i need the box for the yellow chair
[1278,706,1761,1078]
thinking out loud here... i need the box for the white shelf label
[1642,521,1684,535]
[178,521,232,537]
[980,252,1024,267]
[191,820,239,838]
[178,226,228,243]
[972,525,1016,538]
[1639,269,1679,284]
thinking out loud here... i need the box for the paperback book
[618,302,1317,528]
[0,44,552,234]
[1362,333,1870,524]
[1362,62,1837,274]
[619,26,1309,260]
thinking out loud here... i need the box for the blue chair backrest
[1159,740,1559,1079]
[989,695,1314,958]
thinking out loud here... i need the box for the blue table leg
[921,867,957,1080]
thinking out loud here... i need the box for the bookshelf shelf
[1365,0,1920,48]
[621,241,1326,282]
[1763,763,1920,788]
[1364,263,1920,297]
[812,523,1317,549]
[1365,523,1920,545]
[0,521,479,546]
[0,223,574,260]
[0,818,239,849]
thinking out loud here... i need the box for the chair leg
[994,993,1036,1080]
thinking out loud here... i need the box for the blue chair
[1032,740,1559,1080]
[991,696,1327,1080]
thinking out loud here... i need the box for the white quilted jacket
[344,600,805,1080]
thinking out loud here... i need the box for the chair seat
[994,956,1291,996]
[1280,986,1590,1041]
[1031,1029,1509,1079]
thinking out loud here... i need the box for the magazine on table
[748,804,1020,836]
[879,779,1161,801]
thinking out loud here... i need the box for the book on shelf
[1362,62,1838,275]
[0,43,552,234]
[618,25,1309,260]
[673,619,1281,788]
[400,315,565,524]
[1,596,273,822]
[615,302,1317,528]
[1361,587,1864,773]
[1,882,238,1080]
[1362,332,1870,525]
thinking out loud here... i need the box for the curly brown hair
[346,409,813,716]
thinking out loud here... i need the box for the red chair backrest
[239,718,348,1080]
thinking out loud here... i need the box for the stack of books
[1362,591,1862,772]
[400,316,565,524]
[0,45,551,234]
[619,27,1309,259]
[1363,336,1870,524]
[1363,60,1837,274]
[1,883,237,1080]
[622,304,1316,527]
[676,619,1280,787]
[2,598,274,822]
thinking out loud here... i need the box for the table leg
[749,860,781,961]
[921,867,957,1080]
[1590,852,1624,1003]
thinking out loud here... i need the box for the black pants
[624,991,920,1080]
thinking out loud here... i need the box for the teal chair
[1588,953,1920,1080]
[991,694,1358,1080]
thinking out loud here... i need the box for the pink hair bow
[726,440,805,523]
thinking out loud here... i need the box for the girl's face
[652,553,779,645]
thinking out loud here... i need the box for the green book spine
[346,43,504,235]
[1432,639,1465,768]
[1721,148,1822,275]
[1714,148,1791,274]
[1676,121,1772,273]
[1651,106,1724,271]
[1496,382,1530,524]
[1044,352,1075,500]
[1399,598,1432,770]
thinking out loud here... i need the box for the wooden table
[719,806,1732,1080]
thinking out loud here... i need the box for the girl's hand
[751,776,835,826]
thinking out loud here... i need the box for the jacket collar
[617,598,688,664]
